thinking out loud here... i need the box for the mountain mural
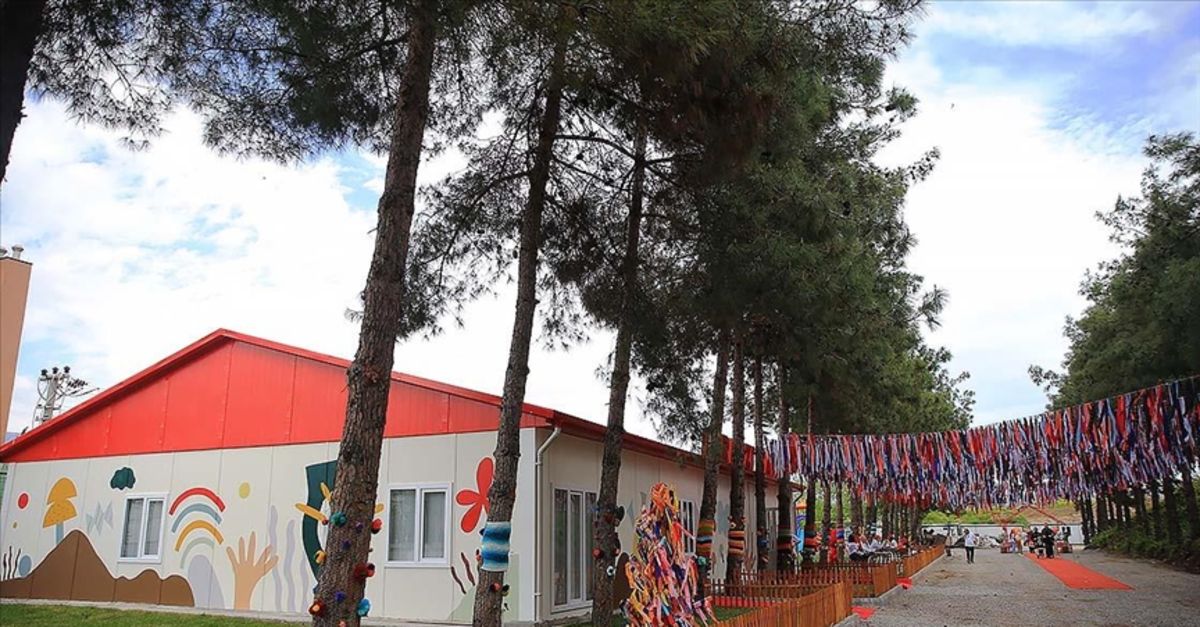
[0,530,193,606]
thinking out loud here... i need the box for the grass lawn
[0,603,294,626]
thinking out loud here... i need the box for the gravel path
[850,547,1200,627]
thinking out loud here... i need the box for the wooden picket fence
[898,544,942,577]
[725,562,897,597]
[712,580,852,627]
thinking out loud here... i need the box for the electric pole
[34,366,96,424]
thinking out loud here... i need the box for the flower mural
[455,457,493,533]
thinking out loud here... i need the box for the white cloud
[880,31,1149,424]
[922,1,1159,48]
[0,99,658,441]
[2,100,375,430]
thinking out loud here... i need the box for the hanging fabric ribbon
[759,376,1199,509]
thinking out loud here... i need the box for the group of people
[949,524,1073,562]
[1030,525,1069,558]
[843,529,910,562]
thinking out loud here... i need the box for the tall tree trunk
[1180,462,1200,541]
[752,355,767,571]
[1134,485,1148,534]
[1084,492,1094,540]
[776,365,793,572]
[801,482,816,565]
[1164,477,1182,545]
[801,398,817,566]
[589,125,646,626]
[835,481,844,545]
[0,0,47,185]
[819,480,831,564]
[851,491,863,533]
[312,5,437,626]
[1149,481,1162,540]
[1096,493,1108,532]
[473,22,570,627]
[698,327,731,589]
[867,495,878,534]
[725,333,747,580]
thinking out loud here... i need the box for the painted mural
[0,433,545,623]
[226,532,279,610]
[0,530,194,605]
[294,459,386,578]
[456,457,493,533]
[43,478,78,545]
[171,487,226,553]
[296,460,337,577]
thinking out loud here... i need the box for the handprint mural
[226,532,279,610]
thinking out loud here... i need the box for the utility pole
[34,366,95,424]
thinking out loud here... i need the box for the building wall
[0,256,32,437]
[535,431,762,623]
[0,430,539,624]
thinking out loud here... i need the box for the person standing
[1041,525,1056,559]
[963,529,977,564]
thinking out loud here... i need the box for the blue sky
[1,1,1198,436]
[880,1,1200,424]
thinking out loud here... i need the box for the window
[388,485,449,564]
[553,488,597,606]
[120,495,165,561]
[765,507,779,565]
[680,500,697,554]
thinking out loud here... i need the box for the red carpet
[1024,554,1133,590]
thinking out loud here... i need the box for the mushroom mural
[44,478,78,545]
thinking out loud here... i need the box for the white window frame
[118,493,167,564]
[385,482,451,568]
[680,499,697,554]
[552,486,598,609]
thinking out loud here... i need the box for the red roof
[0,330,761,478]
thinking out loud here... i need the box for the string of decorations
[762,376,1199,509]
[623,483,713,626]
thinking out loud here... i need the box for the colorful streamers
[622,483,713,627]
[760,377,1199,509]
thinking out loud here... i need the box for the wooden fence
[898,544,942,577]
[726,562,897,597]
[714,580,852,627]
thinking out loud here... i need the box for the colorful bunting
[759,377,1199,509]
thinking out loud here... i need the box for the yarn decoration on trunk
[622,483,712,626]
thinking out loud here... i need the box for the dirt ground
[849,547,1200,627]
